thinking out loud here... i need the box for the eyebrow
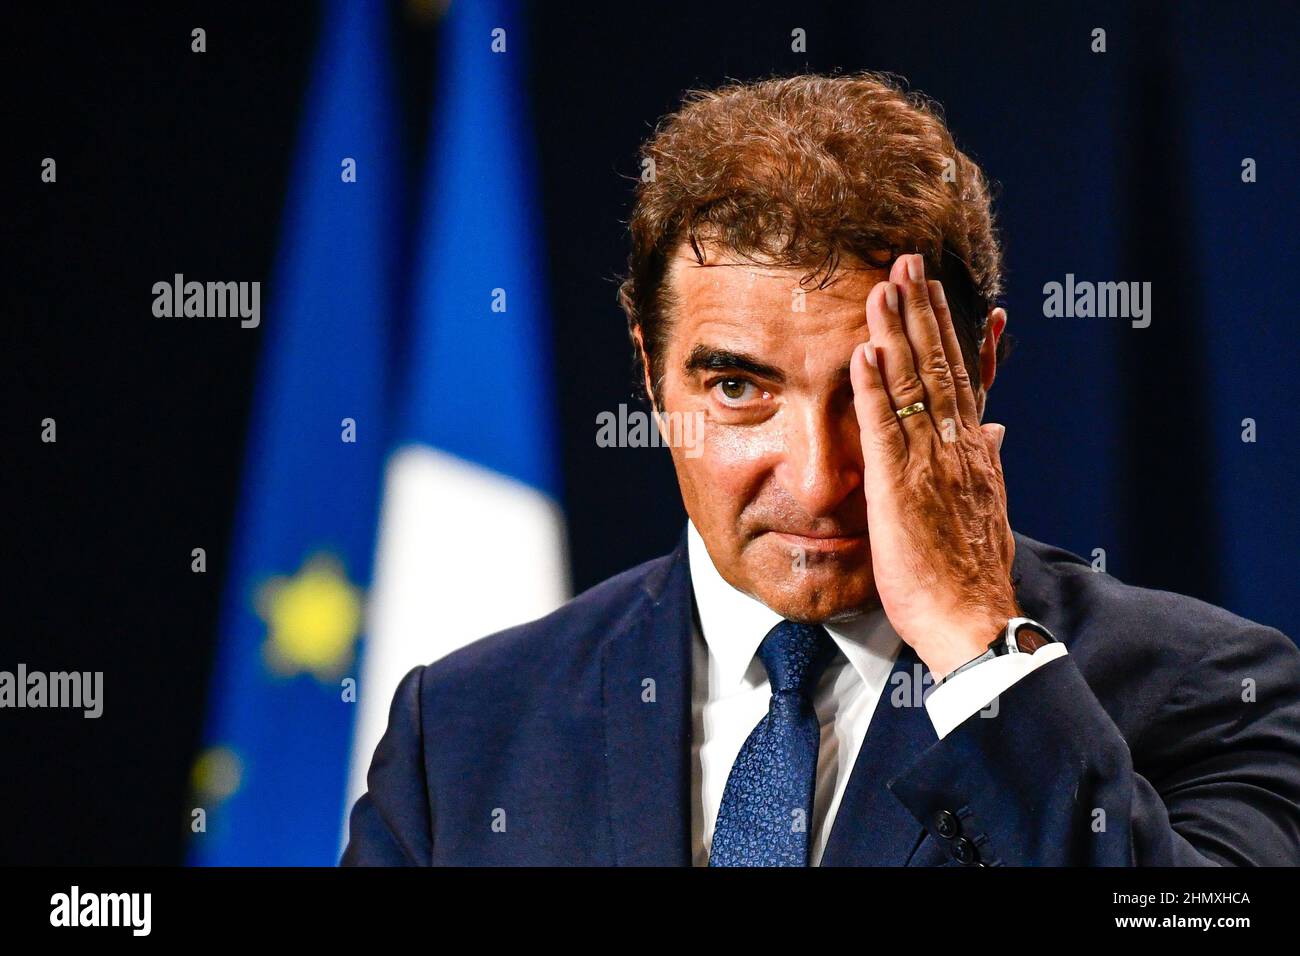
[683,345,785,383]
[682,345,853,386]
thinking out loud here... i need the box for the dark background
[4,1,1297,864]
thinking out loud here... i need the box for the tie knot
[757,621,836,697]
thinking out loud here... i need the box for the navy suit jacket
[341,530,1300,866]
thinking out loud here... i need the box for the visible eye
[712,378,764,407]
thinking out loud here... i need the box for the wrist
[914,602,1023,681]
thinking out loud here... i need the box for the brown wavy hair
[617,71,1009,404]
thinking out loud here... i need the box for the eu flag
[189,0,399,865]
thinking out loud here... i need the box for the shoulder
[1014,532,1290,649]
[413,545,680,705]
[1016,533,1274,638]
[1012,531,1300,718]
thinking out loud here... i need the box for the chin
[744,559,878,624]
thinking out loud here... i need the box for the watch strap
[935,617,1057,686]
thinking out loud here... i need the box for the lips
[777,530,866,539]
[769,524,868,539]
[769,529,869,552]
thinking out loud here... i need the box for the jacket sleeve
[888,626,1300,865]
[339,665,434,866]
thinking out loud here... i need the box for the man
[342,73,1300,866]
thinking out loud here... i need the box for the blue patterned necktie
[709,620,838,866]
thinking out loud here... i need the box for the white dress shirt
[686,520,1067,866]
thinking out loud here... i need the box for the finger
[864,277,929,437]
[851,339,908,474]
[979,422,1006,464]
[979,422,1009,506]
[928,279,979,425]
[890,254,960,432]
[977,426,1008,528]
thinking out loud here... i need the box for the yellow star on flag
[255,553,362,682]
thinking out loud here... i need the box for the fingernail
[907,254,924,282]
[862,342,877,367]
[996,424,1006,449]
[883,283,899,313]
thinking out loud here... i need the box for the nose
[775,403,863,519]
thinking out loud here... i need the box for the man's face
[649,245,890,623]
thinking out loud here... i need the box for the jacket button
[933,810,960,840]
[951,837,979,865]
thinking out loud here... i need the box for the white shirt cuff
[925,643,1069,739]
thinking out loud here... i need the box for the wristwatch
[935,617,1058,686]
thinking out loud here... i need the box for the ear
[631,325,659,413]
[975,307,1007,420]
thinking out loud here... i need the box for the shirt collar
[686,520,901,692]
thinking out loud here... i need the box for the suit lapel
[1009,531,1070,640]
[820,534,1055,866]
[819,642,936,866]
[601,530,694,865]
[597,530,1053,866]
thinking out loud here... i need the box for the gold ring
[895,401,927,420]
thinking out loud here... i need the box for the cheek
[706,419,786,466]
[684,420,785,513]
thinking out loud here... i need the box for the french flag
[343,0,570,843]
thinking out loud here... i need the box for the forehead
[664,246,886,357]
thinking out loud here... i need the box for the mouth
[769,530,869,553]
